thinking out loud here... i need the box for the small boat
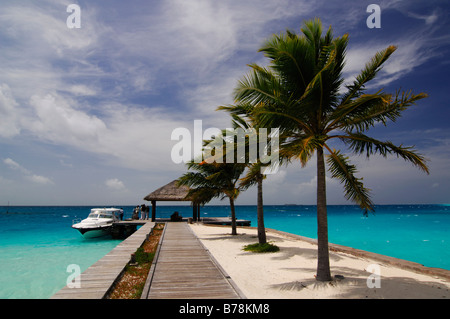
[72,208,123,238]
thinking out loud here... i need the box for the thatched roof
[143,180,192,202]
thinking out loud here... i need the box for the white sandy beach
[189,223,450,299]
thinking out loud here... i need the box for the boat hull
[73,226,112,238]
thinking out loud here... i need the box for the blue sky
[1,0,449,206]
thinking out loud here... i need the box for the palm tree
[177,140,246,235]
[217,104,279,245]
[234,18,429,281]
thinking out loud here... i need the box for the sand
[189,223,450,299]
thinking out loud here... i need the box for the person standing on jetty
[141,204,148,220]
[132,206,140,220]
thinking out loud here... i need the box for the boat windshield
[88,209,120,219]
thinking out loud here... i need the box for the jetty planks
[143,222,245,299]
[51,221,155,299]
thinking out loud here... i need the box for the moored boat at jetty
[72,208,123,238]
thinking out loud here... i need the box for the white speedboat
[72,208,123,238]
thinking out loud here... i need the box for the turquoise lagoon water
[0,204,449,298]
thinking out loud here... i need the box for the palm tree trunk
[257,174,267,244]
[316,146,332,281]
[229,196,237,235]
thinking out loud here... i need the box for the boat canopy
[89,208,122,219]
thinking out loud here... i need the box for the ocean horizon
[0,204,449,299]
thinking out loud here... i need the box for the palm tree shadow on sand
[268,265,449,298]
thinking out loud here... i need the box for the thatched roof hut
[143,180,191,202]
[143,180,200,221]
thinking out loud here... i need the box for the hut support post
[191,203,201,222]
[192,203,197,221]
[151,200,156,222]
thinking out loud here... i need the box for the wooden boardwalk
[52,221,155,299]
[201,217,251,226]
[142,222,245,299]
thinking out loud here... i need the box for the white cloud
[109,0,315,94]
[266,169,287,186]
[0,2,101,56]
[3,158,25,173]
[161,0,237,65]
[407,11,439,25]
[105,178,126,191]
[28,174,54,185]
[0,88,189,175]
[27,93,107,147]
[0,84,22,138]
[96,103,190,172]
[344,35,437,89]
[67,85,97,97]
[59,159,73,168]
[0,1,110,102]
[3,158,53,185]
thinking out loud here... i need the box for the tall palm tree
[234,18,429,281]
[177,139,246,235]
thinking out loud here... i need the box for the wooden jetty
[52,221,154,299]
[141,222,245,299]
[201,217,251,227]
[110,219,148,239]
[52,219,245,299]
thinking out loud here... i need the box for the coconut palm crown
[177,137,246,236]
[233,18,429,281]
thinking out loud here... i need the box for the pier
[201,217,251,227]
[110,220,148,239]
[141,222,245,299]
[52,219,245,299]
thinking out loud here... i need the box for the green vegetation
[178,159,245,236]
[133,247,155,265]
[243,242,280,253]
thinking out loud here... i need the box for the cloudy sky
[1,0,449,206]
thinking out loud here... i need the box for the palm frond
[186,186,221,206]
[301,18,323,63]
[279,133,323,167]
[233,64,285,107]
[253,108,313,135]
[239,163,265,190]
[341,132,430,174]
[340,45,397,104]
[326,148,374,214]
[327,91,390,131]
[177,171,209,188]
[299,35,347,125]
[217,104,255,130]
[329,90,428,132]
